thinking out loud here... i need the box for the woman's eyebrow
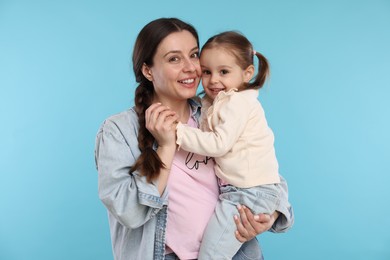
[163,50,180,57]
[163,46,198,58]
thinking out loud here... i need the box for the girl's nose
[210,74,219,84]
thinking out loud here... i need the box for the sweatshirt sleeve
[95,118,168,229]
[176,93,249,157]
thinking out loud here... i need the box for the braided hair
[130,18,199,182]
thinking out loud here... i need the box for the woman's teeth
[179,79,194,84]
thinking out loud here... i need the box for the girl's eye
[220,69,229,75]
[202,70,211,75]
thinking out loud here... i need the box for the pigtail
[250,51,270,89]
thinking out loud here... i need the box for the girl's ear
[244,65,255,82]
[142,63,153,81]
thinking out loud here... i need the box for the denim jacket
[95,99,294,260]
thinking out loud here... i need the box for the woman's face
[146,30,201,104]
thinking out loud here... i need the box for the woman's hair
[130,18,199,182]
[201,31,269,90]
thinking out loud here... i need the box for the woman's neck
[176,104,190,123]
[154,98,190,123]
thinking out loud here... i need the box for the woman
[95,17,293,260]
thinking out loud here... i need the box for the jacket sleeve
[269,174,294,233]
[94,118,168,229]
[176,93,248,157]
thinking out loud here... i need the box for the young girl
[176,31,287,259]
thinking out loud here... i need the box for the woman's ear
[244,65,255,82]
[142,63,153,81]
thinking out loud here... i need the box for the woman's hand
[234,205,279,242]
[145,103,179,194]
[145,103,179,148]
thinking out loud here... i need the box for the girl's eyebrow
[163,46,198,57]
[201,65,233,69]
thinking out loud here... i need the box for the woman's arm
[145,103,178,194]
[95,114,166,229]
[233,206,278,242]
[268,175,294,233]
[95,104,178,229]
[233,175,294,241]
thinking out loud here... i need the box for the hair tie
[253,50,257,56]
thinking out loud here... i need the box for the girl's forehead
[201,47,236,58]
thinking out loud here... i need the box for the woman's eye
[169,56,180,62]
[191,52,199,59]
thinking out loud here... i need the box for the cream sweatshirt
[176,89,280,188]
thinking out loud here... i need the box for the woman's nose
[183,58,197,72]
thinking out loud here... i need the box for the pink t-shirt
[165,114,219,260]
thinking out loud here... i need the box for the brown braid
[130,80,165,182]
[129,18,199,182]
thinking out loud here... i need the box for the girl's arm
[176,93,248,157]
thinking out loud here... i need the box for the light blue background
[1,0,389,259]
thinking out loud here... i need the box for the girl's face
[144,30,201,104]
[200,47,253,100]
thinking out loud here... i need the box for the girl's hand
[234,205,279,242]
[145,103,179,148]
